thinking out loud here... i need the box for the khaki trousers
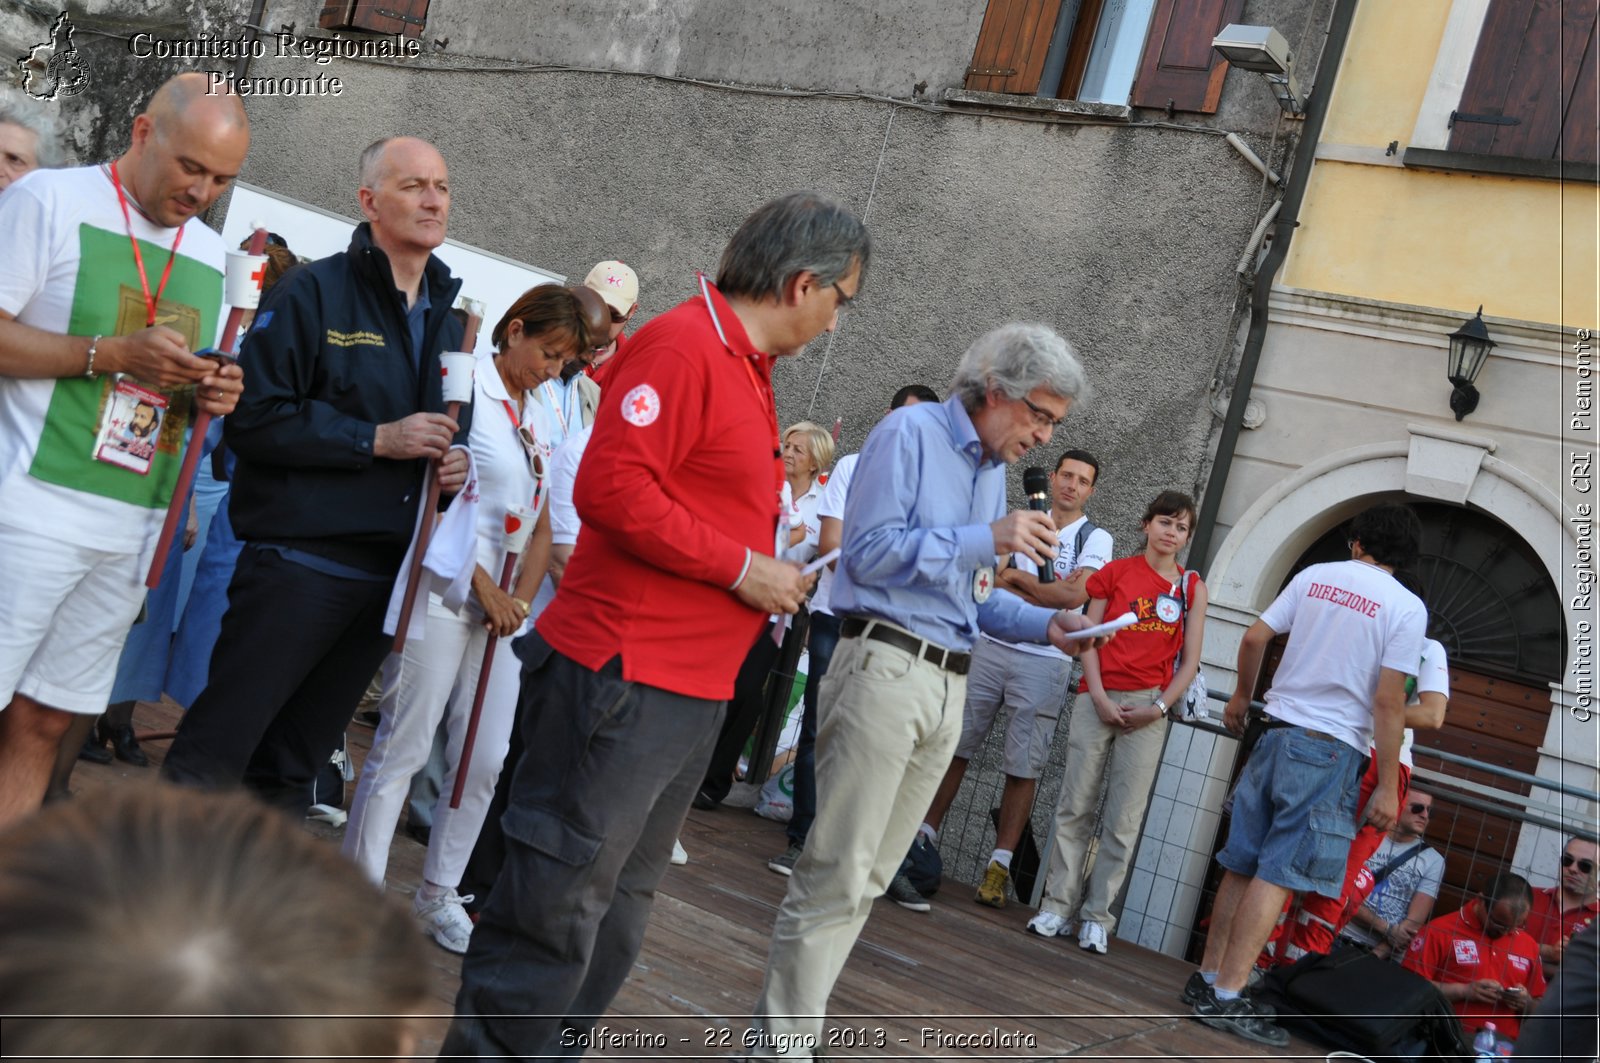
[1039,688,1168,930]
[751,627,964,1059]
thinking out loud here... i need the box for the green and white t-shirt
[0,165,225,556]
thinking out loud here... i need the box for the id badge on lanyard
[92,161,184,472]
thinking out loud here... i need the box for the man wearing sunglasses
[1526,836,1599,978]
[1404,872,1545,1041]
[1339,790,1444,959]
[583,259,639,390]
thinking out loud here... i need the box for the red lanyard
[109,161,183,328]
[500,397,544,514]
[698,274,783,498]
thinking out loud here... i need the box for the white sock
[919,823,939,845]
[1213,987,1240,1001]
[415,880,447,905]
[991,849,1013,870]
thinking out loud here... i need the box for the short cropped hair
[1349,502,1423,571]
[890,384,939,408]
[1055,448,1101,484]
[1143,490,1197,528]
[0,785,432,1060]
[716,192,870,302]
[0,88,65,168]
[358,135,395,188]
[1478,870,1533,907]
[950,323,1088,413]
[784,421,835,476]
[492,283,600,354]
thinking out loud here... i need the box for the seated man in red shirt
[1526,835,1599,980]
[1403,872,1546,1042]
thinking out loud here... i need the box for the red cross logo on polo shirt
[978,571,990,594]
[621,384,661,426]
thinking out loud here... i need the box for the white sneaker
[415,888,475,954]
[671,838,688,865]
[1078,920,1109,954]
[1027,911,1072,937]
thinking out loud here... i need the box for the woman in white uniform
[343,284,604,953]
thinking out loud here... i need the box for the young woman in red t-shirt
[1027,490,1208,954]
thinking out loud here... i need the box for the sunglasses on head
[1408,802,1431,815]
[1562,853,1595,874]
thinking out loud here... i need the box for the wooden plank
[91,701,1299,1061]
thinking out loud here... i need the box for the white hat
[582,261,639,315]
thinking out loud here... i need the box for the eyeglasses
[1021,395,1065,432]
[1408,802,1432,815]
[830,282,856,309]
[1562,853,1596,874]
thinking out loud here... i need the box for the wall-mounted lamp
[1212,24,1305,117]
[1447,306,1495,420]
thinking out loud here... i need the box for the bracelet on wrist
[84,334,102,379]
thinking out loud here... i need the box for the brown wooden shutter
[319,0,430,39]
[965,0,1066,94]
[1129,0,1245,114]
[1450,0,1598,165]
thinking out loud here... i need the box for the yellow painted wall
[1281,0,1600,328]
[1320,0,1448,148]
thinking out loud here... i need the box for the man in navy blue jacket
[164,137,468,810]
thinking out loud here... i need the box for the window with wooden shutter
[319,0,429,39]
[1128,0,1245,114]
[966,0,1067,94]
[1449,0,1598,166]
[963,0,1243,111]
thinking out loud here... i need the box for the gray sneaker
[768,842,803,876]
[1192,993,1288,1047]
[885,872,931,912]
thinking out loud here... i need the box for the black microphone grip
[1021,466,1054,584]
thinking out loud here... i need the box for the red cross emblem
[606,272,622,286]
[978,572,990,593]
[621,383,660,426]
[250,261,266,289]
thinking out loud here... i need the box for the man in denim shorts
[1185,503,1426,1046]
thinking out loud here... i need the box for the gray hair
[0,89,65,169]
[950,323,1089,412]
[716,192,870,301]
[357,137,394,189]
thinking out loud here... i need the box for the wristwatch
[1154,698,1170,718]
[512,598,531,618]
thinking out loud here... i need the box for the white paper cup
[440,352,475,404]
[502,504,536,553]
[224,250,270,309]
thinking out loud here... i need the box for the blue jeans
[442,632,725,1060]
[788,611,839,845]
[1217,726,1364,898]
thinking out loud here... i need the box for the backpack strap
[1071,518,1098,570]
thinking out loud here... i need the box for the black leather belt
[1261,716,1335,742]
[840,616,971,675]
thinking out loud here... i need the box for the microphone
[1022,466,1054,584]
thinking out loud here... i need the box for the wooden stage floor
[60,700,1325,1061]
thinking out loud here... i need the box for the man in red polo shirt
[1527,835,1599,979]
[442,193,869,1062]
[1403,872,1546,1041]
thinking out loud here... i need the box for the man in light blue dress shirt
[749,322,1108,1058]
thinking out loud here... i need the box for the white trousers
[342,593,520,888]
